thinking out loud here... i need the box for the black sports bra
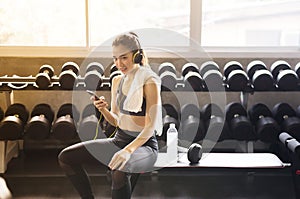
[116,76,146,116]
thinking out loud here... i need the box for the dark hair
[112,32,148,66]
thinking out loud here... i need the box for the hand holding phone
[86,90,104,101]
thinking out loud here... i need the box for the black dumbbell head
[225,102,247,122]
[248,103,272,124]
[276,69,299,91]
[57,103,80,123]
[31,103,54,123]
[158,62,176,76]
[181,103,201,122]
[182,63,199,77]
[110,70,122,85]
[223,61,243,78]
[61,61,80,74]
[201,103,224,122]
[52,116,77,140]
[160,71,177,91]
[82,103,102,120]
[199,61,220,77]
[183,71,203,91]
[272,103,296,124]
[0,106,4,121]
[230,115,255,141]
[256,117,280,143]
[86,62,104,75]
[187,143,203,164]
[226,70,249,91]
[252,69,274,91]
[162,104,179,120]
[79,115,105,141]
[246,60,267,80]
[270,60,291,79]
[36,64,55,89]
[5,103,29,124]
[294,62,300,78]
[282,117,300,141]
[202,70,224,91]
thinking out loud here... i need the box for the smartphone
[86,90,104,100]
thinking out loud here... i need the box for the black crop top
[116,76,146,116]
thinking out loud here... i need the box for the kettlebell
[187,143,203,164]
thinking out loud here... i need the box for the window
[0,0,86,46]
[201,0,300,47]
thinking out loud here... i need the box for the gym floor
[1,149,296,199]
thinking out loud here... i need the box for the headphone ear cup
[133,50,143,64]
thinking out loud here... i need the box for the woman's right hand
[92,96,108,111]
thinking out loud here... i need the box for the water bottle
[167,123,178,164]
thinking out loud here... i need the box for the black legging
[58,130,158,199]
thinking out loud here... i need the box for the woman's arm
[93,76,121,127]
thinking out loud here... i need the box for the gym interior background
[1,0,300,198]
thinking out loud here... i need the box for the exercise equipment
[110,70,123,85]
[270,60,298,91]
[0,103,29,140]
[181,63,203,91]
[161,103,180,141]
[246,60,274,91]
[294,61,300,79]
[78,103,105,141]
[25,103,54,140]
[84,62,104,90]
[199,61,224,91]
[159,62,178,91]
[158,62,177,77]
[179,103,205,142]
[272,103,300,140]
[0,106,4,122]
[279,132,300,159]
[187,143,203,164]
[248,103,280,143]
[225,102,255,141]
[201,103,230,142]
[52,103,80,140]
[35,64,55,89]
[59,62,80,90]
[223,61,249,91]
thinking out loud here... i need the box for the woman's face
[112,44,136,74]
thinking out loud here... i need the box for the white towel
[123,67,163,136]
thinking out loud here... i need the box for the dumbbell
[159,62,178,91]
[199,61,224,91]
[246,60,275,91]
[248,103,280,143]
[272,103,300,140]
[225,102,255,141]
[24,103,54,140]
[201,103,230,142]
[59,61,80,90]
[52,103,80,141]
[179,103,205,142]
[35,64,55,89]
[0,103,29,140]
[181,63,203,91]
[279,132,300,159]
[223,61,249,91]
[110,64,118,74]
[161,103,180,142]
[84,62,104,90]
[79,103,106,141]
[110,70,122,85]
[270,60,299,91]
[0,106,4,122]
[187,143,203,164]
[294,62,300,79]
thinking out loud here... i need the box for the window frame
[0,0,299,58]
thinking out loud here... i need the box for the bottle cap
[170,123,176,129]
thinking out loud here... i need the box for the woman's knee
[111,170,130,189]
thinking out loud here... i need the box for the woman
[58,32,162,199]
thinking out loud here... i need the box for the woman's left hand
[108,149,132,170]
